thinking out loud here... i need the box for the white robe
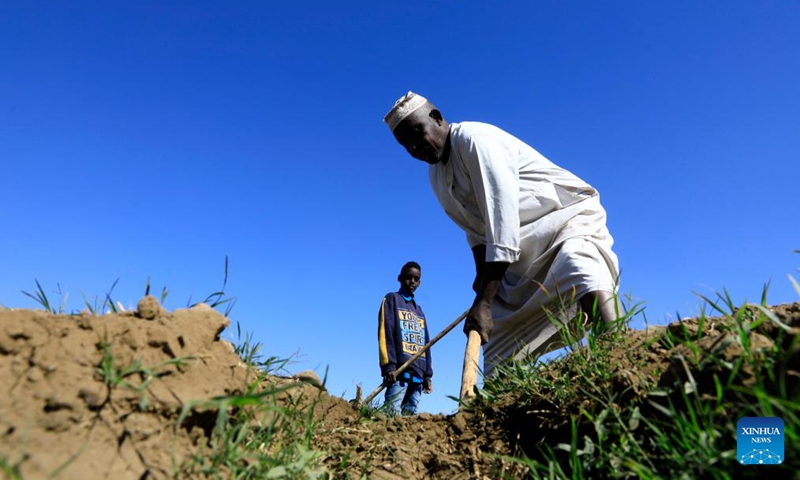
[429,122,620,376]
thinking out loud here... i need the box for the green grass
[0,456,23,480]
[174,330,331,479]
[7,253,799,478]
[20,256,237,316]
[21,279,69,314]
[482,282,799,479]
[95,333,195,411]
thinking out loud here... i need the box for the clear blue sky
[2,1,798,414]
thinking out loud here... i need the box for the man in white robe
[384,92,621,376]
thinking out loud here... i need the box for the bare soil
[2,299,798,479]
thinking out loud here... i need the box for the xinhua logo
[737,417,784,465]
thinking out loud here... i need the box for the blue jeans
[384,381,422,415]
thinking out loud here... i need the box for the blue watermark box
[737,417,784,465]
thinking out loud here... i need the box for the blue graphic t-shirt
[377,291,433,381]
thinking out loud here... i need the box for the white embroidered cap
[383,91,428,132]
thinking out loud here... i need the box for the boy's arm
[378,295,398,377]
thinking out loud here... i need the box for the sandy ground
[2,299,798,479]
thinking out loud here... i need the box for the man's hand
[465,299,493,345]
[423,378,433,394]
[383,370,397,385]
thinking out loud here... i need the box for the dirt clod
[292,370,325,389]
[136,295,163,320]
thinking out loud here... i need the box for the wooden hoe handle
[359,310,469,408]
[459,329,482,401]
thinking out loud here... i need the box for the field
[1,281,798,479]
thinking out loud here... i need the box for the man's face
[392,109,448,164]
[398,267,421,295]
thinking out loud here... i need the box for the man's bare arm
[471,245,486,293]
[467,245,509,344]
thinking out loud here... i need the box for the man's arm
[462,133,521,266]
[460,131,521,344]
[471,245,486,293]
[465,258,509,344]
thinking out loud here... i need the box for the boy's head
[397,261,421,296]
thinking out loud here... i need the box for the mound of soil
[313,303,800,478]
[2,299,798,479]
[0,299,253,479]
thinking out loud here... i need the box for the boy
[377,261,433,415]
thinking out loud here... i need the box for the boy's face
[398,267,421,295]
